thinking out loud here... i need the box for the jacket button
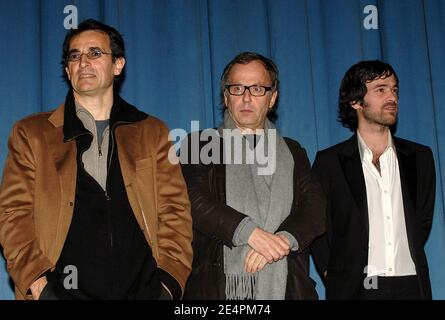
[69,202,74,207]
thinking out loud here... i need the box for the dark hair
[61,18,126,91]
[338,60,399,131]
[220,52,279,122]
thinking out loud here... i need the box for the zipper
[106,195,113,247]
[106,121,128,192]
[104,121,131,248]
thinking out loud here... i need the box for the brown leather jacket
[0,103,193,299]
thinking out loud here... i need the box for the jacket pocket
[133,157,158,257]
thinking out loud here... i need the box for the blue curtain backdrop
[0,0,444,300]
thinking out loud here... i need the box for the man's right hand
[30,276,48,300]
[247,228,290,263]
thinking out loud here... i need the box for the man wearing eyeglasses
[180,52,325,299]
[0,19,192,300]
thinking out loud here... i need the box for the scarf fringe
[225,273,257,300]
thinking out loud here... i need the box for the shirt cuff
[232,217,259,246]
[276,231,299,251]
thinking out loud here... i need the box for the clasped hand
[244,228,291,273]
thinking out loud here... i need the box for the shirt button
[388,242,392,246]
[388,268,393,272]
[386,216,391,220]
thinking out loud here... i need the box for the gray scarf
[219,111,294,300]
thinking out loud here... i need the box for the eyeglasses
[225,84,273,97]
[66,48,113,62]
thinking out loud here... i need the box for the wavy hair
[338,60,398,131]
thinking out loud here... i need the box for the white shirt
[357,132,416,277]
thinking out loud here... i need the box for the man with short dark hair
[0,19,193,300]
[311,60,436,300]
[181,52,325,300]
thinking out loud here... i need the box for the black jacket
[181,133,326,299]
[311,134,435,300]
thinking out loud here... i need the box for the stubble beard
[362,102,398,127]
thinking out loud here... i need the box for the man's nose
[242,88,252,102]
[387,90,398,102]
[79,53,91,67]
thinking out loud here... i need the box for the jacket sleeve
[418,146,436,245]
[0,123,53,298]
[277,141,326,253]
[152,122,193,299]
[309,151,331,278]
[179,134,248,247]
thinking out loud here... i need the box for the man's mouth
[384,103,397,111]
[79,73,95,79]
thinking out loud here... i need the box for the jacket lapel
[394,137,417,258]
[394,138,417,212]
[114,124,141,187]
[45,105,78,258]
[339,135,369,234]
[44,128,77,192]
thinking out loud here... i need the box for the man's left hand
[244,248,268,273]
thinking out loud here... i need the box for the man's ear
[113,57,126,76]
[268,90,278,109]
[350,100,362,110]
[65,66,71,80]
[223,90,229,107]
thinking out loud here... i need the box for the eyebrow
[371,83,398,89]
[68,46,102,53]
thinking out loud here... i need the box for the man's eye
[251,86,262,92]
[69,53,80,60]
[90,49,102,57]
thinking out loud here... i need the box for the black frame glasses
[225,84,273,97]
